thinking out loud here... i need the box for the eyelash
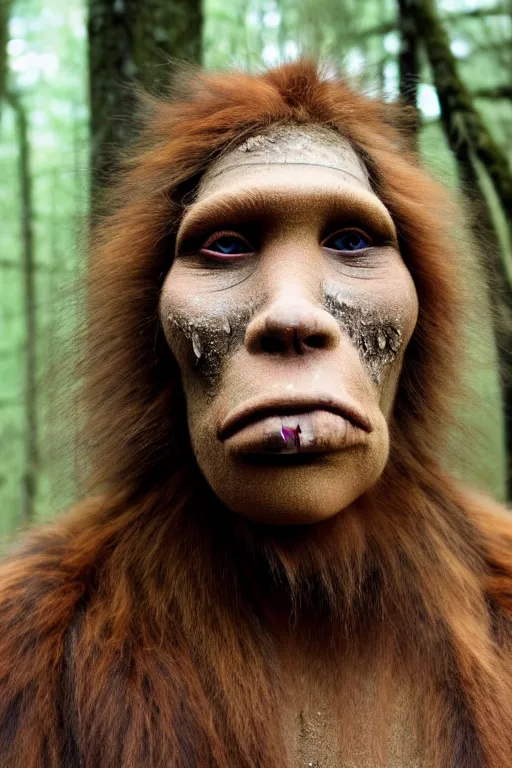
[193,226,375,263]
[200,230,254,259]
[320,227,373,250]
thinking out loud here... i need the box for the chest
[281,673,425,768]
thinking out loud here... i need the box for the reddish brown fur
[1,61,511,767]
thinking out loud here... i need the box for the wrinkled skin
[160,125,418,524]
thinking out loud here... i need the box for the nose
[244,296,342,356]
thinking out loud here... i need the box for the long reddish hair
[85,60,463,497]
[1,61,511,768]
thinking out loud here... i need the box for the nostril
[304,333,328,350]
[258,331,329,354]
[260,335,287,354]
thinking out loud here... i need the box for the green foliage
[1,0,88,532]
[0,0,510,533]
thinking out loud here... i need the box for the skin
[160,125,418,525]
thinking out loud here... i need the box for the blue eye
[323,230,371,252]
[201,233,252,257]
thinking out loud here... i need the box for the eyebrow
[176,183,398,253]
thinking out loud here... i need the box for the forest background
[0,0,511,536]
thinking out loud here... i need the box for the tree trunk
[408,0,512,497]
[397,0,421,142]
[7,92,38,522]
[88,0,202,190]
[0,0,12,111]
[412,0,512,221]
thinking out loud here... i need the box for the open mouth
[218,397,371,456]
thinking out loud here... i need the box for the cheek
[160,260,419,417]
[159,272,258,395]
[323,266,419,388]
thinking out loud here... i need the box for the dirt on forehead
[199,123,370,193]
[233,123,360,159]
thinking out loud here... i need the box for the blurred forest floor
[0,0,511,536]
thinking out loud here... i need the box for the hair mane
[1,60,511,768]
[72,60,510,766]
[84,59,466,499]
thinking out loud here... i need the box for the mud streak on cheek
[164,287,405,394]
[322,289,404,384]
[164,302,260,394]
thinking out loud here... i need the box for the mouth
[218,395,372,456]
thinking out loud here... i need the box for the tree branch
[358,4,508,40]
[473,85,512,100]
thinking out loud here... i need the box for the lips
[218,395,372,456]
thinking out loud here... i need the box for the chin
[199,446,389,526]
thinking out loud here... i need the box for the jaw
[190,412,389,525]
[186,356,391,525]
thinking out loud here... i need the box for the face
[160,125,418,525]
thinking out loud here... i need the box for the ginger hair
[0,61,511,768]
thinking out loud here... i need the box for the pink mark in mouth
[281,424,302,451]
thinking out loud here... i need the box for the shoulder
[460,489,512,617]
[0,498,109,766]
[0,494,117,664]
[0,494,116,625]
[0,522,85,639]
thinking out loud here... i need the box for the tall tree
[397,0,420,140]
[0,0,12,111]
[88,0,202,189]
[6,91,37,522]
[407,0,512,496]
[412,0,512,226]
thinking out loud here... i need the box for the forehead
[197,124,372,201]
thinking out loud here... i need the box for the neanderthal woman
[0,61,511,768]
